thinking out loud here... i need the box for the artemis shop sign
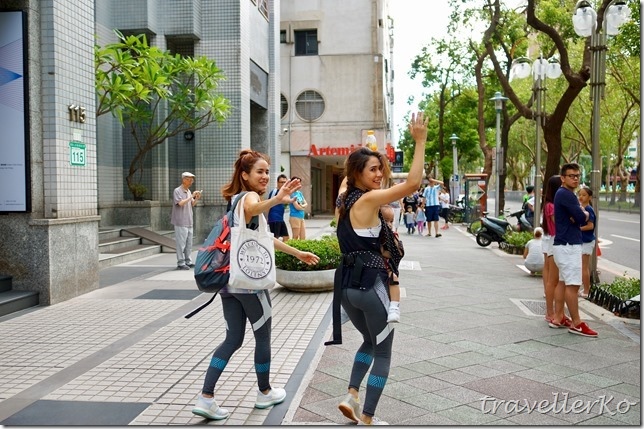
[309,143,396,163]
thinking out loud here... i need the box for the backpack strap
[184,192,249,320]
[184,294,217,319]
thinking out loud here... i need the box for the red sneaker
[568,322,598,337]
[562,316,572,328]
[548,316,572,329]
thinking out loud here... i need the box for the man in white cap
[171,172,202,270]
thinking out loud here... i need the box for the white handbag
[229,194,276,290]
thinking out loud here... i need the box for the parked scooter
[475,210,527,247]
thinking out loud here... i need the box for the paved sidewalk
[285,221,640,426]
[0,216,639,426]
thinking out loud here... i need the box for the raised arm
[361,112,428,208]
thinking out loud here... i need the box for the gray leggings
[342,284,394,417]
[201,290,273,395]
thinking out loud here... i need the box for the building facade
[0,0,280,304]
[279,0,394,215]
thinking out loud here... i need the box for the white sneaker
[358,416,389,425]
[386,305,400,323]
[192,394,229,420]
[340,306,350,325]
[338,393,361,423]
[255,387,286,409]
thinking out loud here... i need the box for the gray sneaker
[192,394,229,420]
[255,387,286,409]
[338,393,360,423]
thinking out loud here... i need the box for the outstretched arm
[274,238,320,265]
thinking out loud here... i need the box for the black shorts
[268,221,289,238]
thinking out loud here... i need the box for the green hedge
[596,276,640,301]
[275,235,341,271]
[502,230,533,247]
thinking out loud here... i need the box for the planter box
[588,285,640,319]
[276,268,335,292]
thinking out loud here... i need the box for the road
[597,211,640,273]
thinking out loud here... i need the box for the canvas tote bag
[229,193,276,290]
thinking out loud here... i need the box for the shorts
[268,221,289,238]
[553,244,582,286]
[542,235,553,256]
[581,240,595,255]
[425,205,440,222]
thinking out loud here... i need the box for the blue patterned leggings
[201,290,272,395]
[342,283,394,417]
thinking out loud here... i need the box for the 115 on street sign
[69,141,86,166]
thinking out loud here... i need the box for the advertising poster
[0,11,29,212]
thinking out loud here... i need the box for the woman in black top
[333,112,428,425]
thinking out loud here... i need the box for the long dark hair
[541,174,562,235]
[578,185,593,207]
[337,148,391,219]
[221,149,271,201]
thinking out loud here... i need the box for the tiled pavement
[0,215,639,426]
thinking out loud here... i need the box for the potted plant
[275,235,342,292]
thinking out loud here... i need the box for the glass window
[280,94,288,119]
[258,0,268,18]
[294,30,318,56]
[295,90,324,121]
[280,30,287,44]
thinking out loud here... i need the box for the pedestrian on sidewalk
[415,203,426,235]
[403,206,416,234]
[551,163,598,337]
[288,176,308,239]
[191,150,320,421]
[423,177,443,237]
[439,188,450,230]
[542,174,561,324]
[523,227,544,275]
[267,174,290,242]
[171,172,202,270]
[578,186,596,298]
[331,111,428,426]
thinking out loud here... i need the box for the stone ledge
[29,215,101,226]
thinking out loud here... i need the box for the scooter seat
[486,216,510,228]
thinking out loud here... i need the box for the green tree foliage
[95,30,231,197]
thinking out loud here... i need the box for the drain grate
[510,298,592,320]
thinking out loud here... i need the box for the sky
[389,1,526,147]
[389,1,452,147]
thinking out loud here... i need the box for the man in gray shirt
[171,172,202,269]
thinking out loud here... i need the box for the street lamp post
[450,134,460,205]
[510,55,563,229]
[572,0,630,284]
[490,92,508,217]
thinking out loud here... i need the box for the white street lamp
[450,134,460,205]
[510,55,563,229]
[489,91,508,217]
[572,0,631,285]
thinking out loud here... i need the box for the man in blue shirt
[422,177,443,237]
[551,163,597,337]
[267,174,290,241]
